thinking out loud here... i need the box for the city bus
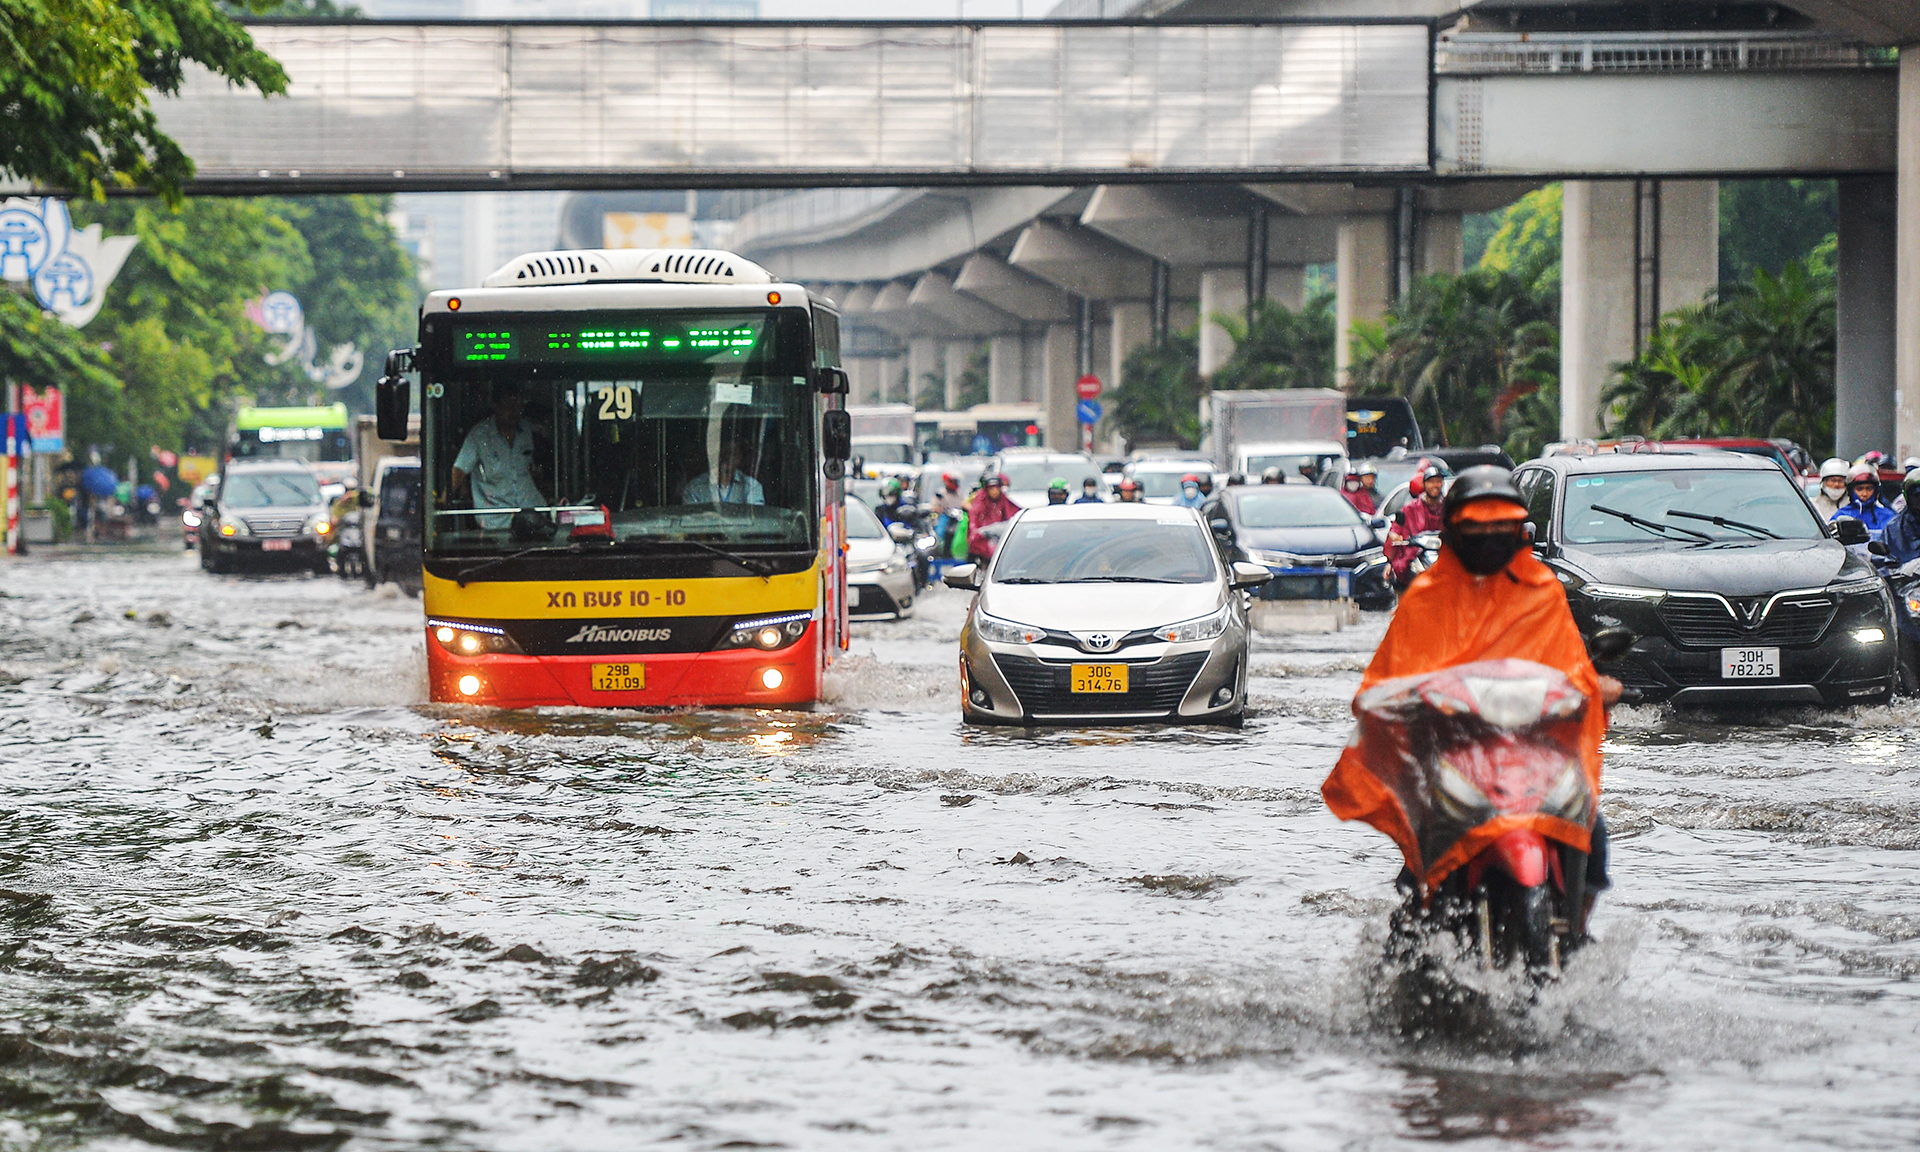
[229,403,355,487]
[375,248,851,708]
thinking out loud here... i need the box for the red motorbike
[1354,633,1629,979]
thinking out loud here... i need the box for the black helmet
[1442,465,1526,523]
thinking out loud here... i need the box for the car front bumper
[959,626,1246,725]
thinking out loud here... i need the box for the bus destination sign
[457,323,760,365]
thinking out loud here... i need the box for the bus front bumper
[426,630,822,708]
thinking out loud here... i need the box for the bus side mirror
[813,367,850,395]
[376,348,413,442]
[823,409,852,461]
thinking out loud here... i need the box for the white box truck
[1200,389,1350,477]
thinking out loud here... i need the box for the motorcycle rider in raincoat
[1340,466,1378,516]
[965,472,1020,564]
[1881,470,1920,568]
[1811,457,1850,521]
[1384,466,1447,586]
[1831,465,1899,539]
[1172,475,1207,509]
[1322,467,1623,921]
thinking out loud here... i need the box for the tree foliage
[0,0,286,202]
[953,345,989,409]
[1109,327,1202,450]
[1348,252,1560,451]
[1207,294,1335,391]
[1600,258,1836,456]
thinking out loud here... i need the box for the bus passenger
[450,385,546,526]
[686,435,765,505]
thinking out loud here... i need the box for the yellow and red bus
[375,248,852,707]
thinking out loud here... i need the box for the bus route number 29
[597,385,635,421]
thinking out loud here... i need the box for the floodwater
[0,548,1917,1150]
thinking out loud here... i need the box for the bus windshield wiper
[1665,508,1781,539]
[454,542,580,586]
[1588,503,1712,543]
[614,537,779,577]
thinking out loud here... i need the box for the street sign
[1075,374,1102,400]
[20,386,62,454]
[1076,399,1103,426]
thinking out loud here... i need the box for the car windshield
[1562,468,1824,544]
[1243,453,1338,479]
[998,460,1096,491]
[424,308,815,554]
[223,472,320,508]
[992,517,1218,584]
[844,495,887,540]
[1132,469,1204,498]
[380,470,421,517]
[1233,487,1364,529]
[856,443,915,464]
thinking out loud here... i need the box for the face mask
[1445,526,1526,577]
[1825,481,1846,497]
[1345,479,1361,491]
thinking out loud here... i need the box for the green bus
[229,404,354,484]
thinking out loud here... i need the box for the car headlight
[1827,576,1886,597]
[1904,593,1920,618]
[428,618,525,656]
[974,612,1043,645]
[308,515,332,537]
[1581,583,1666,602]
[716,612,811,651]
[218,515,246,537]
[1154,604,1230,643]
[1247,549,1301,567]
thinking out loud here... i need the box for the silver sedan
[944,504,1269,725]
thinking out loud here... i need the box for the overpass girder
[1006,219,1158,301]
[954,254,1076,324]
[907,272,1022,337]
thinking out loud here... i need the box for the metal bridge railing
[1435,31,1897,75]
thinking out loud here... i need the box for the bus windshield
[424,308,816,554]
[232,426,352,464]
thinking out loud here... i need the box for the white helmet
[1819,457,1849,481]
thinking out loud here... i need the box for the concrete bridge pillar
[1837,176,1897,461]
[1199,268,1248,378]
[1898,50,1920,463]
[1560,179,1719,440]
[1268,265,1307,310]
[1420,213,1464,279]
[1336,215,1393,387]
[989,334,1024,405]
[1110,301,1152,385]
[943,341,973,410]
[1044,323,1080,450]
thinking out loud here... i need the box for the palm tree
[1208,294,1336,391]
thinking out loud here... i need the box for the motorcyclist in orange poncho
[1322,466,1623,918]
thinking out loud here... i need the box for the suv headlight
[218,515,246,537]
[1828,576,1886,597]
[1246,549,1300,567]
[307,515,332,537]
[428,618,525,656]
[1154,604,1230,644]
[1581,583,1666,602]
[716,612,811,651]
[974,612,1043,645]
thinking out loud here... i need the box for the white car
[844,496,915,618]
[990,451,1112,509]
[1235,440,1347,484]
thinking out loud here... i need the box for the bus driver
[449,385,548,527]
[685,431,765,506]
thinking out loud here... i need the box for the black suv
[1515,453,1897,706]
[198,461,333,575]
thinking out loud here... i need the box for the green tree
[1208,294,1335,391]
[1109,327,1202,450]
[269,195,419,409]
[1720,179,1835,285]
[1,0,286,202]
[1479,184,1562,287]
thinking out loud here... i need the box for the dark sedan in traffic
[1514,453,1897,706]
[1202,484,1394,610]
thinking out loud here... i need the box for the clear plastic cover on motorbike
[1346,658,1597,891]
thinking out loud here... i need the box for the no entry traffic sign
[1075,374,1102,400]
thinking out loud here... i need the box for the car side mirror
[1229,561,1271,590]
[1833,518,1869,546]
[1370,515,1389,531]
[376,348,413,441]
[943,563,981,591]
[887,522,913,543]
[812,367,850,395]
[1868,540,1889,557]
[1209,517,1233,537]
[357,489,374,508]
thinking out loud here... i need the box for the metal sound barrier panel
[155,22,1430,190]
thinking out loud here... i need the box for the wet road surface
[0,549,1917,1149]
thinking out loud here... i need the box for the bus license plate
[1720,647,1779,679]
[1071,664,1129,693]
[262,539,292,552]
[590,663,645,691]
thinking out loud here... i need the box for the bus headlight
[428,619,524,655]
[717,612,810,651]
[457,674,483,697]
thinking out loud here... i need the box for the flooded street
[1,548,1918,1149]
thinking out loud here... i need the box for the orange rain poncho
[1321,545,1607,890]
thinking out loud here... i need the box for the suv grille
[993,652,1210,717]
[243,515,306,538]
[1658,594,1835,647]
